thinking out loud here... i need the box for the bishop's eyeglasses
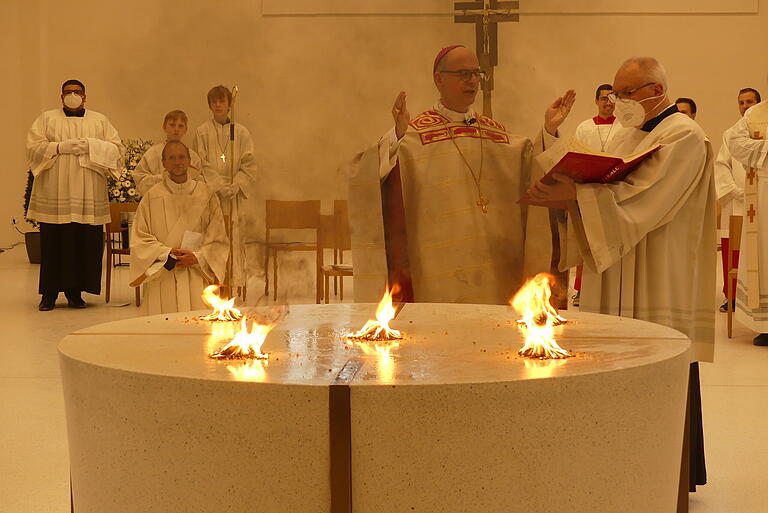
[440,69,488,81]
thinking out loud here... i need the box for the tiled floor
[1,245,765,512]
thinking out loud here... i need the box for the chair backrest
[333,199,351,251]
[730,215,744,251]
[265,200,321,230]
[107,202,140,233]
[318,214,336,251]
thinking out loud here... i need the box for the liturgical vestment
[193,121,258,290]
[725,102,768,331]
[130,178,228,315]
[349,102,554,304]
[132,142,206,195]
[556,106,716,362]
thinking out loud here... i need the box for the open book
[519,137,662,208]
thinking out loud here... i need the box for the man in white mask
[527,56,715,494]
[27,79,124,310]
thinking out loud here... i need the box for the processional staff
[226,85,239,297]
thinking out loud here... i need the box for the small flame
[347,286,403,341]
[197,285,243,322]
[511,273,572,360]
[209,317,273,360]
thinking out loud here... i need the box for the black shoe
[38,295,56,311]
[719,300,736,313]
[65,291,86,309]
[753,334,768,346]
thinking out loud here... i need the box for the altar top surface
[59,303,689,386]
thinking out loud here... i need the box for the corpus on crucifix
[454,0,519,117]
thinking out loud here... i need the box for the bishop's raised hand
[544,89,576,136]
[392,91,410,140]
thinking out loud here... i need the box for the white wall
[2,0,765,249]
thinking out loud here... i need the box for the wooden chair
[105,202,141,306]
[320,200,353,303]
[264,200,322,302]
[727,215,743,338]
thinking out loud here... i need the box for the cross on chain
[454,0,519,118]
[748,204,757,223]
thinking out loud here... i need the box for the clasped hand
[58,138,88,155]
[527,174,577,203]
[170,248,198,267]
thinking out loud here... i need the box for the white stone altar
[59,303,690,513]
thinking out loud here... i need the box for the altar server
[715,88,760,312]
[349,45,575,304]
[675,97,698,120]
[130,141,228,315]
[132,110,206,195]
[574,83,620,152]
[529,57,715,492]
[27,79,124,311]
[192,86,257,294]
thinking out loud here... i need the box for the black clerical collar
[640,104,678,132]
[63,107,85,117]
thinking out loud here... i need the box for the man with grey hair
[528,56,715,493]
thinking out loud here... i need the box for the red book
[519,137,662,208]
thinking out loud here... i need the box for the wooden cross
[748,204,757,223]
[747,168,756,185]
[454,0,519,118]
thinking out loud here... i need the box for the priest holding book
[528,56,715,493]
[348,44,575,305]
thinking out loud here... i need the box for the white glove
[58,139,83,154]
[217,183,240,200]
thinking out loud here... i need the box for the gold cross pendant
[220,153,226,164]
[477,192,489,213]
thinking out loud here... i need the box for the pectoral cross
[220,153,226,164]
[477,192,489,213]
[454,0,519,117]
[748,204,757,223]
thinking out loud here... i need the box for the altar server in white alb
[349,44,575,305]
[574,83,620,152]
[192,86,257,295]
[715,88,760,312]
[132,110,207,195]
[528,57,715,492]
[725,93,768,345]
[130,141,229,315]
[27,79,124,311]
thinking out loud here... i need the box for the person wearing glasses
[715,88,760,314]
[528,56,714,493]
[348,44,575,305]
[26,79,124,311]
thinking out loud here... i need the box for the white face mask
[63,92,83,109]
[614,93,666,128]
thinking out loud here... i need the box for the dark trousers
[38,222,103,296]
[689,362,707,492]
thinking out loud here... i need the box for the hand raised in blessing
[544,89,576,136]
[392,91,410,140]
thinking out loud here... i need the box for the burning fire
[347,286,403,341]
[511,273,572,360]
[197,285,243,321]
[209,317,274,360]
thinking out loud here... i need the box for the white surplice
[555,107,716,361]
[724,102,768,331]
[714,132,746,234]
[26,109,124,225]
[349,102,555,304]
[192,120,258,289]
[573,116,620,152]
[132,142,207,195]
[130,177,229,315]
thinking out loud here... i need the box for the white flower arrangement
[108,138,153,203]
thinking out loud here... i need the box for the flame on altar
[511,273,573,360]
[347,285,403,341]
[209,306,287,360]
[197,285,243,322]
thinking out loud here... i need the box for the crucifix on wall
[454,0,519,117]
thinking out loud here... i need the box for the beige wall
[2,0,765,248]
